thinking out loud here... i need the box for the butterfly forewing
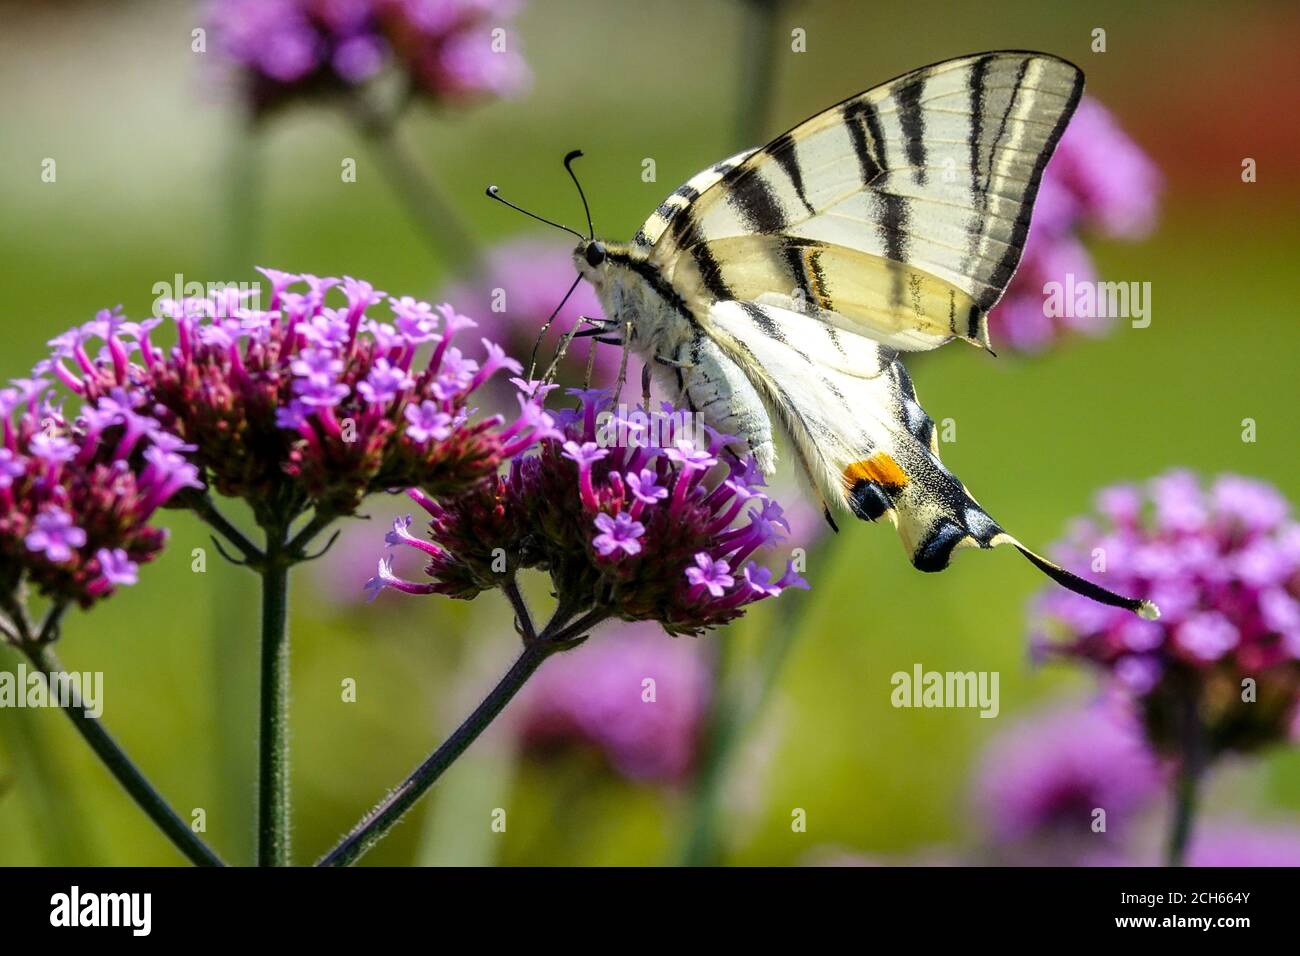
[654,52,1085,352]
[632,148,755,250]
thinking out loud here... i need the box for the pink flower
[0,372,188,611]
[369,389,805,635]
[592,512,645,558]
[49,269,546,522]
[206,0,530,116]
[515,623,710,784]
[987,97,1162,354]
[1034,470,1300,755]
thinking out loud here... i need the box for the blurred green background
[1,0,1298,865]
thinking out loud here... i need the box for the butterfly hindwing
[656,52,1085,352]
[703,300,1007,569]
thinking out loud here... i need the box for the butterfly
[496,51,1157,618]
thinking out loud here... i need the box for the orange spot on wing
[843,452,909,491]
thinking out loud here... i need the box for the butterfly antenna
[484,185,586,241]
[563,150,595,239]
[528,273,583,380]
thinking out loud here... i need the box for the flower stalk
[257,526,293,866]
[317,606,606,867]
[9,635,223,867]
[350,93,483,275]
[1165,690,1206,867]
[679,587,811,865]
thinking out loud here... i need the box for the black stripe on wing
[974,59,1085,312]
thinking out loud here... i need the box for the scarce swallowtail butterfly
[495,51,1159,620]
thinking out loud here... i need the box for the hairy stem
[15,642,224,866]
[317,609,606,867]
[257,531,292,866]
[183,490,264,568]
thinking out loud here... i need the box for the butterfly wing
[633,148,756,250]
[655,52,1085,351]
[704,298,992,564]
[702,300,1153,613]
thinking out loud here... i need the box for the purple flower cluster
[1033,470,1300,754]
[990,97,1163,353]
[45,271,546,526]
[972,701,1162,855]
[369,387,807,635]
[207,0,530,115]
[515,622,710,783]
[972,700,1300,866]
[1,357,201,612]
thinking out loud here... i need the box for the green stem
[216,114,262,862]
[222,105,260,276]
[732,0,786,150]
[350,98,484,275]
[257,533,292,866]
[317,609,606,867]
[183,490,264,568]
[16,642,224,866]
[679,587,810,865]
[1165,691,1206,867]
[680,639,736,866]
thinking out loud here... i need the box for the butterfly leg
[542,314,599,384]
[613,320,634,397]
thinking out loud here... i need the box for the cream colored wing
[656,52,1085,352]
[703,299,1156,616]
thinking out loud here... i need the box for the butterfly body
[563,52,1159,618]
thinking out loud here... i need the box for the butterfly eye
[585,241,606,268]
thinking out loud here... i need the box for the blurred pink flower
[1034,470,1300,755]
[972,701,1162,848]
[989,97,1162,354]
[1186,822,1300,866]
[515,623,711,784]
[206,0,530,116]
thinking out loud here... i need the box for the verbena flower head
[46,271,546,527]
[0,369,199,614]
[207,0,530,115]
[988,97,1163,353]
[515,623,710,783]
[1033,470,1300,755]
[972,701,1162,855]
[369,387,808,635]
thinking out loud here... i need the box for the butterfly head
[579,238,606,269]
[573,238,609,283]
[486,150,639,318]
